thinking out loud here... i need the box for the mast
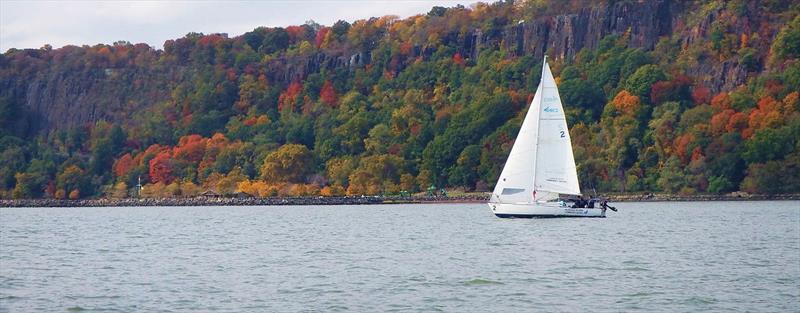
[530,55,547,202]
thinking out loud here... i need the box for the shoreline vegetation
[2,193,798,208]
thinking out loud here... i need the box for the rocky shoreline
[1,193,799,208]
[0,195,489,208]
[604,193,800,202]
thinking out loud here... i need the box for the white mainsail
[491,56,581,204]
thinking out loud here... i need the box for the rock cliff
[2,0,765,134]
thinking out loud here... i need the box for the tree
[12,172,46,199]
[56,165,90,198]
[149,151,175,184]
[772,16,800,60]
[260,144,314,183]
[364,124,393,155]
[0,147,26,189]
[325,157,357,186]
[623,64,666,103]
[743,125,798,163]
[448,145,481,189]
[319,80,338,107]
[261,28,290,54]
[113,153,135,178]
[559,78,605,123]
[740,152,800,194]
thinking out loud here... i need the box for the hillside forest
[1,0,799,199]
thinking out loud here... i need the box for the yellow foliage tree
[288,184,306,197]
[325,157,357,186]
[261,144,314,183]
[320,184,346,196]
[110,182,128,199]
[180,181,202,197]
[611,90,641,116]
[165,182,182,197]
[141,182,167,198]
[399,173,417,192]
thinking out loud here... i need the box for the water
[1,201,798,312]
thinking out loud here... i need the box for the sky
[0,0,472,52]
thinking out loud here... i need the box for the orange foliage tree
[113,153,134,178]
[278,81,303,112]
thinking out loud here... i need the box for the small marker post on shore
[136,176,142,198]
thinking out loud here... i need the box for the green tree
[12,172,46,199]
[772,16,800,60]
[448,145,481,189]
[623,64,666,103]
[56,165,91,198]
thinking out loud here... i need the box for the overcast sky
[1,0,472,52]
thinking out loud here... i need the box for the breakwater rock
[606,193,800,202]
[0,195,491,208]
[2,193,796,208]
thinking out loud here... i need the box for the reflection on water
[1,201,799,312]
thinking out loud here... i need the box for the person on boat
[587,198,595,208]
[600,200,617,212]
[571,197,586,208]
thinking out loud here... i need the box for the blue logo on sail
[543,106,559,113]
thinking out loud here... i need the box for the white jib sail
[491,57,581,204]
[534,58,581,197]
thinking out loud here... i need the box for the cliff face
[22,67,175,130]
[501,0,676,61]
[2,0,765,134]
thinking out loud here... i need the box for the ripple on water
[463,278,503,285]
[0,202,798,312]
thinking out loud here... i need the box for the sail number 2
[559,130,565,138]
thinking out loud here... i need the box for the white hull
[488,202,606,218]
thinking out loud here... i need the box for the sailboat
[488,56,608,218]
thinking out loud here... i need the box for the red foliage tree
[286,25,306,43]
[149,151,175,184]
[674,133,695,164]
[649,81,672,104]
[320,80,338,107]
[315,27,329,48]
[691,86,712,105]
[650,75,691,104]
[452,53,465,66]
[278,81,303,112]
[173,134,207,163]
[197,34,226,47]
[690,147,704,162]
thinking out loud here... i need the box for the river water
[1,201,798,312]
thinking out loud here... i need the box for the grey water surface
[1,201,799,312]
